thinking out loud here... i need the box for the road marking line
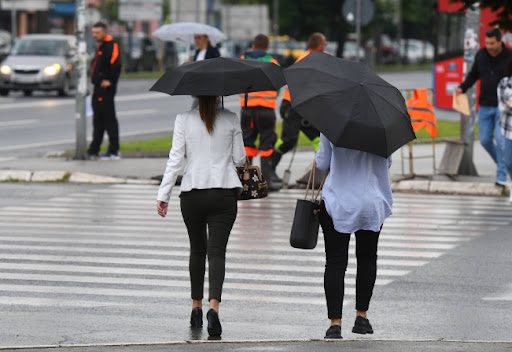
[0,119,39,127]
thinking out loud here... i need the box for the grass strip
[101,120,475,153]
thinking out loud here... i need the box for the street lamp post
[75,0,88,160]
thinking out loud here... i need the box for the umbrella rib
[363,85,409,117]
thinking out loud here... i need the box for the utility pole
[75,0,88,160]
[9,0,17,45]
[458,5,479,175]
[272,0,279,53]
[355,0,361,61]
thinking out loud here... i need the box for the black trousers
[89,85,119,155]
[277,100,319,154]
[318,201,381,319]
[240,106,277,154]
[180,188,238,302]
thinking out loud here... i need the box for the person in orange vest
[240,34,281,191]
[271,33,327,185]
[88,21,121,160]
[406,88,438,138]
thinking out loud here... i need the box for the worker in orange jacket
[88,21,121,160]
[271,33,326,184]
[240,34,281,190]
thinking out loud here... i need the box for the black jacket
[193,45,220,61]
[459,43,512,106]
[90,35,121,87]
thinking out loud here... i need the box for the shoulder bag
[290,161,327,249]
[237,157,268,200]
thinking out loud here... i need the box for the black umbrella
[284,52,416,158]
[149,57,285,97]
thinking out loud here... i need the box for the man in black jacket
[88,22,121,160]
[456,27,512,185]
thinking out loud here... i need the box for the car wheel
[23,90,33,96]
[58,77,72,97]
[0,89,8,96]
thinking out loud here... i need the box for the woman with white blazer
[157,96,246,337]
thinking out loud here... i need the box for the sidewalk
[0,141,508,197]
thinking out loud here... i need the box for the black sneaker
[352,316,373,334]
[190,307,202,328]
[324,324,342,339]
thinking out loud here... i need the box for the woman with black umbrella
[316,133,393,339]
[156,96,246,338]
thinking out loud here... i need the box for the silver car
[0,34,78,97]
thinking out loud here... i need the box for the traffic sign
[342,0,374,27]
[119,0,162,21]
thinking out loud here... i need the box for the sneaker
[324,324,342,339]
[101,151,120,160]
[495,180,507,187]
[352,316,373,334]
[87,153,99,160]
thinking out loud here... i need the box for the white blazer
[157,108,246,202]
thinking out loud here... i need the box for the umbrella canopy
[152,22,227,46]
[284,52,416,158]
[149,57,286,97]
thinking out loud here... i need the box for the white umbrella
[152,22,227,46]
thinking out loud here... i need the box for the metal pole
[458,5,479,175]
[10,0,17,45]
[355,0,361,61]
[75,0,88,160]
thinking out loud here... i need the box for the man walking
[239,34,281,191]
[456,27,512,185]
[88,21,121,160]
[271,33,327,185]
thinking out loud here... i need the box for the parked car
[343,41,366,60]
[398,39,434,64]
[113,32,157,72]
[0,34,78,96]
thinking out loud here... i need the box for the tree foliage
[453,0,512,31]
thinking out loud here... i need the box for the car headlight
[43,63,61,76]
[0,65,11,75]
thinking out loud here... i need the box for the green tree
[453,1,512,31]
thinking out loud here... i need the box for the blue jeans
[478,105,507,182]
[500,136,512,179]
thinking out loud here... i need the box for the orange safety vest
[282,50,312,102]
[239,55,279,109]
[406,88,438,137]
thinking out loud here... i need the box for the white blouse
[157,108,246,202]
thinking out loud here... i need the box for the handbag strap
[304,160,328,202]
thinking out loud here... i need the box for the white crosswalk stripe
[0,185,510,312]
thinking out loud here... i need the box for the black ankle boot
[190,307,203,328]
[206,308,222,337]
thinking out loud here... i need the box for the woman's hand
[157,201,168,217]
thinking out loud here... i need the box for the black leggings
[318,201,381,319]
[180,188,238,302]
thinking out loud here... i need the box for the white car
[0,34,78,97]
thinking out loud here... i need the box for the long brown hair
[197,96,218,134]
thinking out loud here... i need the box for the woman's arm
[157,115,186,202]
[315,134,332,171]
[232,117,246,167]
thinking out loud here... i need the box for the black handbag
[290,161,327,249]
[237,158,268,200]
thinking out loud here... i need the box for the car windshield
[11,39,67,56]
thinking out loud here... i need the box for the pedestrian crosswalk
[0,185,511,315]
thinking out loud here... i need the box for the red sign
[434,56,464,109]
[438,0,464,13]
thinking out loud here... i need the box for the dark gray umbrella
[284,52,416,158]
[149,57,285,97]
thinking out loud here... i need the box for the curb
[0,170,160,185]
[391,180,507,197]
[0,169,508,197]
